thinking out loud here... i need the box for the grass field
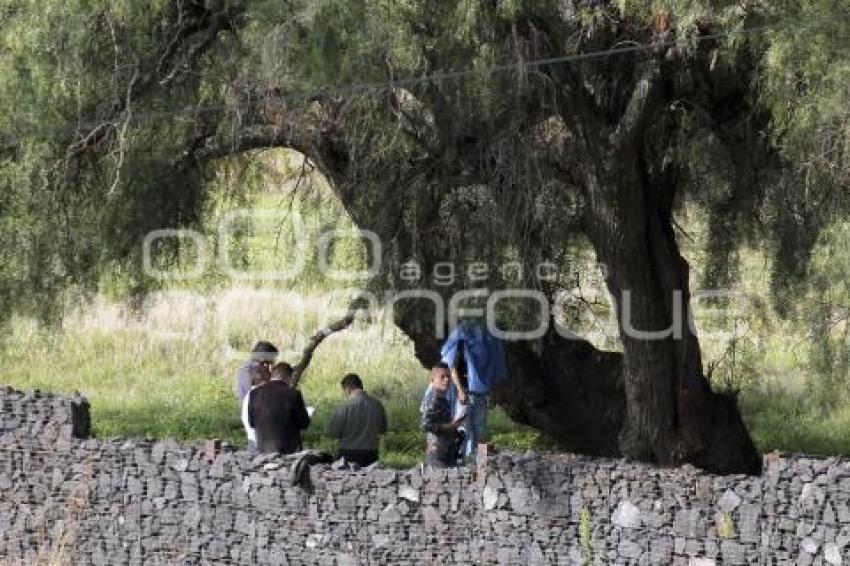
[0,290,549,468]
[3,283,850,468]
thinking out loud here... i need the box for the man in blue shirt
[440,324,508,461]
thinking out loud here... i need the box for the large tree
[2,0,848,473]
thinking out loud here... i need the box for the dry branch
[292,294,371,386]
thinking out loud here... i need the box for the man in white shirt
[241,364,271,452]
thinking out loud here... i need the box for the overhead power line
[0,15,839,145]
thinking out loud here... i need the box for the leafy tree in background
[1,0,849,473]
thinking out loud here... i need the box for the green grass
[0,295,549,468]
[0,180,555,468]
[6,284,850,466]
[740,387,850,457]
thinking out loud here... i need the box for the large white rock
[379,504,401,524]
[825,542,842,565]
[801,537,819,554]
[398,485,419,503]
[612,500,641,529]
[801,482,825,506]
[483,485,499,511]
[717,489,742,513]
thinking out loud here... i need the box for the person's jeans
[463,392,488,460]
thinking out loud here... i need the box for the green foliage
[0,0,845,331]
[579,506,594,566]
[799,222,850,409]
[757,0,850,307]
[716,511,736,538]
[764,0,850,178]
[3,0,850,465]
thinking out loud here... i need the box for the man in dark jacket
[247,370,310,454]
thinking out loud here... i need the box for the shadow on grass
[92,401,246,445]
[91,398,561,469]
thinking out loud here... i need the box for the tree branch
[609,61,662,151]
[188,94,344,160]
[191,125,313,162]
[63,1,244,156]
[292,294,371,386]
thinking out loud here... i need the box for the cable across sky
[1,13,842,145]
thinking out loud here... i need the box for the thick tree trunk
[305,118,760,474]
[583,157,760,474]
[495,335,624,457]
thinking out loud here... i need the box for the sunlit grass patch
[0,294,556,468]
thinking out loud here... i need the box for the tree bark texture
[581,153,760,473]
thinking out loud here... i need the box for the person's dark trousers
[425,450,454,469]
[338,448,378,467]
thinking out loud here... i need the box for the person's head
[251,363,271,387]
[340,373,363,396]
[250,341,279,370]
[430,363,451,392]
[271,362,294,385]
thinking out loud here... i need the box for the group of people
[236,324,508,468]
[236,341,388,467]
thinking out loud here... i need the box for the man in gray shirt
[326,374,388,466]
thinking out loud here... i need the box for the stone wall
[0,385,90,448]
[0,386,849,565]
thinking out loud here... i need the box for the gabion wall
[0,386,848,565]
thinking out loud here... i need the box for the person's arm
[293,390,310,430]
[326,406,344,439]
[450,339,469,405]
[441,339,467,405]
[439,418,461,433]
[450,366,468,405]
[378,401,388,435]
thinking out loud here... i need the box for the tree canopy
[2,0,849,472]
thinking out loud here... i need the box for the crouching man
[326,373,388,467]
[420,364,464,468]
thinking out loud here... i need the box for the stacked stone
[0,436,482,564]
[760,455,850,565]
[2,386,850,564]
[474,451,850,565]
[0,385,90,451]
